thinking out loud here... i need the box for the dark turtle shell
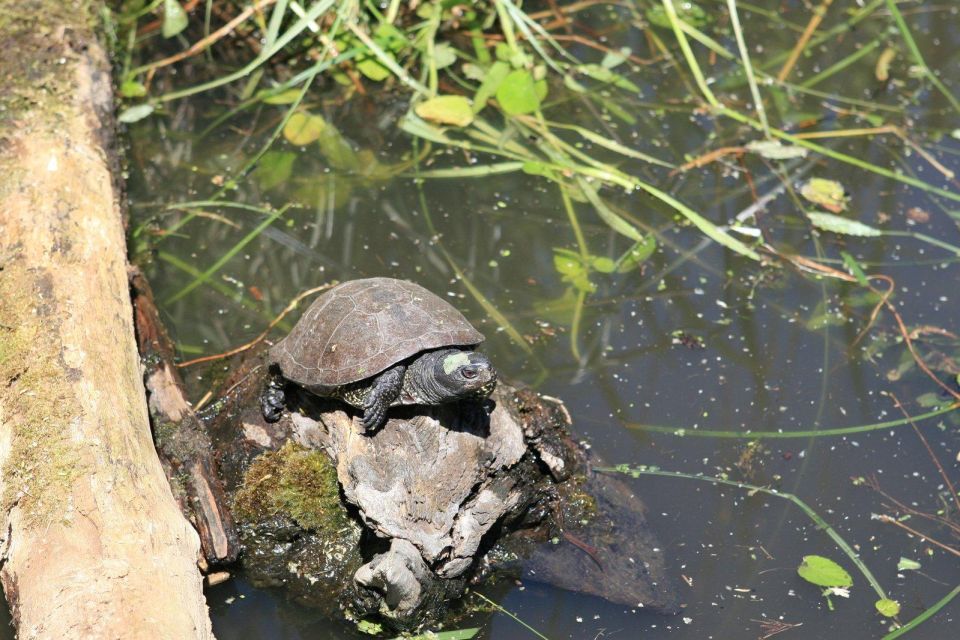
[269,277,485,388]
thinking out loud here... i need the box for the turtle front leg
[361,363,406,431]
[260,375,287,423]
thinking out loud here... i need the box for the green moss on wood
[0,262,85,525]
[233,441,347,534]
[0,0,98,134]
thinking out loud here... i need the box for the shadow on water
[123,2,960,638]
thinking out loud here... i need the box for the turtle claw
[360,404,387,432]
[358,363,406,432]
[261,377,286,423]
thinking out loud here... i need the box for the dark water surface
[125,2,960,638]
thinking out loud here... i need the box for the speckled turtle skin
[266,278,495,429]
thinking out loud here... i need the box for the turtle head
[415,349,497,404]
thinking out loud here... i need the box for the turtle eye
[461,367,478,379]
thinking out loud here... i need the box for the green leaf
[577,64,640,92]
[617,235,657,272]
[590,256,617,273]
[119,80,147,98]
[118,103,155,123]
[808,212,882,237]
[257,151,296,190]
[915,393,943,408]
[521,161,557,180]
[473,61,511,113]
[433,42,457,69]
[357,619,383,635]
[800,178,848,212]
[797,555,853,588]
[552,249,594,293]
[840,251,869,286]
[552,248,583,276]
[261,89,305,105]
[357,53,393,81]
[283,112,326,146]
[745,140,808,160]
[897,557,921,571]
[162,0,188,38]
[496,70,542,115]
[601,47,631,69]
[415,95,474,127]
[646,2,710,28]
[875,598,901,618]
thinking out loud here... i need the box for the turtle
[261,277,497,431]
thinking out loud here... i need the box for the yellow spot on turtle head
[442,352,472,374]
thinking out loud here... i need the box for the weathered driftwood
[204,357,678,629]
[0,2,213,637]
[131,270,240,565]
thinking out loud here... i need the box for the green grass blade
[626,402,959,438]
[602,466,889,600]
[725,0,770,138]
[881,585,960,640]
[165,205,290,304]
[633,178,761,260]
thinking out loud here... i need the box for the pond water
[124,2,960,638]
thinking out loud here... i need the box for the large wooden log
[0,3,213,637]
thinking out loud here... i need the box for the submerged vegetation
[116,0,960,638]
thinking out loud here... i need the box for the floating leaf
[283,112,326,146]
[118,103,155,123]
[800,178,848,212]
[496,70,542,115]
[797,555,853,588]
[119,80,147,98]
[646,2,710,28]
[875,599,901,618]
[746,140,808,160]
[601,47,631,69]
[897,557,921,572]
[473,61,511,113]
[257,151,297,190]
[162,0,188,38]
[415,95,474,127]
[808,212,882,237]
[915,392,944,408]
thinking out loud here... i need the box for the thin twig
[778,0,835,82]
[876,515,960,558]
[135,0,280,75]
[887,391,960,515]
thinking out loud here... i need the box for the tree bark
[0,2,214,638]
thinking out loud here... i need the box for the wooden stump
[205,360,678,629]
